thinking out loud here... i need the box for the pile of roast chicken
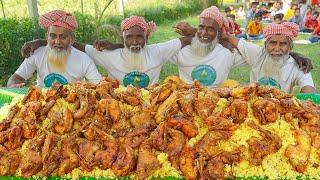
[0,77,319,179]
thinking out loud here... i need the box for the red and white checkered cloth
[199,6,231,33]
[39,10,78,31]
[263,22,299,40]
[121,16,156,36]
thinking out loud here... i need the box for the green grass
[148,16,320,92]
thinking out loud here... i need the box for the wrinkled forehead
[267,34,290,43]
[199,18,219,30]
[123,25,146,37]
[47,25,72,35]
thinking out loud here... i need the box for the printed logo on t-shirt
[258,77,281,89]
[191,65,216,86]
[123,71,150,88]
[44,73,68,88]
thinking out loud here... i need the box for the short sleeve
[156,38,182,63]
[85,45,108,67]
[237,39,263,66]
[15,56,37,80]
[297,72,315,89]
[83,58,102,84]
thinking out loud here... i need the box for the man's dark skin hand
[289,52,313,73]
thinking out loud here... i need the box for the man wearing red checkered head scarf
[222,22,315,93]
[19,15,193,88]
[7,10,102,88]
[168,6,253,87]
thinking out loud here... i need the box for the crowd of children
[226,0,320,43]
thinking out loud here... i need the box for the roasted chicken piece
[230,83,258,99]
[247,121,282,166]
[73,89,89,119]
[118,86,143,106]
[112,145,136,177]
[211,87,231,98]
[110,118,131,137]
[93,98,111,124]
[155,91,179,124]
[58,134,80,175]
[0,105,20,131]
[78,139,100,171]
[257,86,292,99]
[222,99,248,124]
[19,101,42,122]
[130,110,156,130]
[94,135,119,170]
[17,120,37,139]
[108,99,122,123]
[125,128,149,149]
[45,82,66,102]
[95,77,119,99]
[136,141,161,179]
[41,133,60,176]
[252,98,279,125]
[167,114,198,138]
[179,146,198,180]
[150,122,167,151]
[285,129,311,173]
[0,126,23,150]
[166,128,186,169]
[38,99,56,121]
[205,115,238,131]
[196,131,232,158]
[150,82,175,106]
[54,108,74,134]
[204,146,244,179]
[177,89,196,117]
[20,134,46,177]
[194,96,217,120]
[0,145,20,176]
[22,86,42,104]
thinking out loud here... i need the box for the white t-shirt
[85,39,182,88]
[15,46,102,87]
[237,39,314,93]
[170,44,245,87]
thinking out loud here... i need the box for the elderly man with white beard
[222,22,316,93]
[169,6,247,87]
[172,6,313,88]
[7,10,102,88]
[21,16,193,88]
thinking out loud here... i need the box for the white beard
[123,44,146,72]
[48,46,70,72]
[190,35,219,57]
[264,53,289,80]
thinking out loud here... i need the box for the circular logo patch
[191,65,216,86]
[123,71,150,88]
[44,73,68,88]
[258,77,281,89]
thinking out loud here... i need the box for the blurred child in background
[289,8,304,28]
[274,13,284,23]
[237,5,245,19]
[285,3,298,20]
[247,13,264,40]
[302,11,319,32]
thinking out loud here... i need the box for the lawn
[147,16,320,92]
